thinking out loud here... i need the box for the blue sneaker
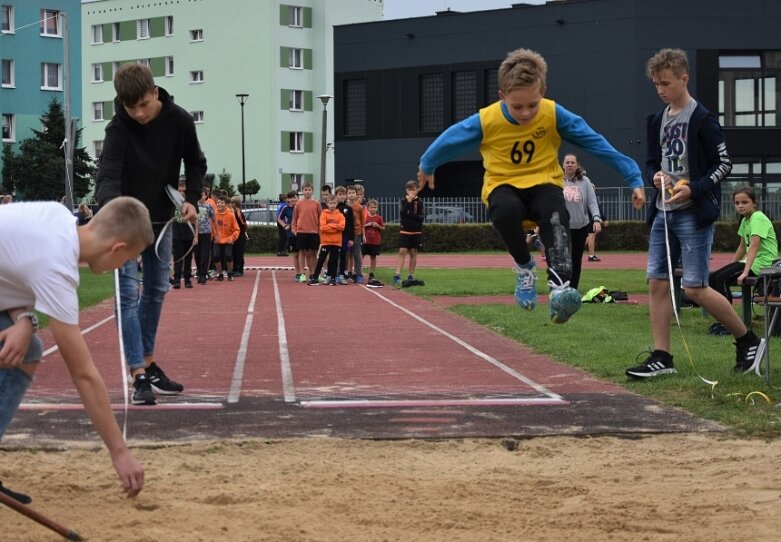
[514,261,537,310]
[356,275,364,285]
[548,270,582,324]
[391,275,401,287]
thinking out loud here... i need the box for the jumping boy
[417,48,645,323]
[625,48,764,378]
[0,197,152,499]
[393,180,425,288]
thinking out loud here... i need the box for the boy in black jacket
[96,63,207,405]
[335,186,355,285]
[625,48,764,379]
[392,180,425,287]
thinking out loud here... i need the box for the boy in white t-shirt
[0,196,153,501]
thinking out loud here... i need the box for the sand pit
[3,433,781,541]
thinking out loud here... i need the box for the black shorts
[287,235,298,253]
[398,234,421,250]
[296,232,320,251]
[363,244,381,256]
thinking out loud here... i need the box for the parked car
[243,207,278,225]
[425,206,474,224]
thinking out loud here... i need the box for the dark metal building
[333,0,781,199]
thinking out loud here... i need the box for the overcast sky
[382,0,544,19]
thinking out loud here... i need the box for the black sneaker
[366,279,384,288]
[735,332,766,373]
[227,273,234,282]
[625,351,677,379]
[307,276,320,286]
[0,480,32,504]
[132,374,157,405]
[146,362,184,395]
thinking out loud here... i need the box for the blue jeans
[0,311,44,439]
[118,227,171,371]
[647,209,712,288]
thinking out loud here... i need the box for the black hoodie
[95,86,207,225]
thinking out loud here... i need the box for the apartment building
[1,1,82,177]
[81,0,382,199]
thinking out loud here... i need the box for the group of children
[170,185,248,288]
[276,181,424,288]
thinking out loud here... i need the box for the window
[289,131,303,152]
[165,56,174,76]
[289,48,303,69]
[112,22,120,42]
[112,61,120,77]
[40,9,59,37]
[190,70,204,83]
[91,63,103,83]
[484,68,499,105]
[289,90,303,111]
[419,73,444,132]
[92,102,104,121]
[190,29,203,41]
[1,113,13,141]
[289,6,303,27]
[41,62,61,90]
[719,52,779,127]
[290,173,304,190]
[137,19,149,39]
[2,5,13,33]
[137,58,150,67]
[165,16,174,36]
[91,24,103,44]
[1,59,13,87]
[94,140,103,158]
[344,79,366,136]
[452,70,477,121]
[191,111,204,123]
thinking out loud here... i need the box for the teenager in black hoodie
[96,63,207,405]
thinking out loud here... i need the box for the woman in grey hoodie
[562,153,602,290]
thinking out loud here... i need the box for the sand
[2,433,781,541]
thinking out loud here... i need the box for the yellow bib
[479,99,563,202]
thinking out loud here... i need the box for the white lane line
[227,269,262,404]
[301,397,568,409]
[19,402,222,411]
[272,271,297,402]
[363,287,565,403]
[41,315,116,357]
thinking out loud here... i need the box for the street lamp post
[317,95,332,190]
[236,93,249,202]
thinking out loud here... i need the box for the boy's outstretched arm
[556,104,646,209]
[49,319,144,497]
[417,114,483,191]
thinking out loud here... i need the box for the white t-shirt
[0,202,80,325]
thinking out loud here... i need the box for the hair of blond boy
[325,194,338,203]
[230,195,242,205]
[646,48,689,79]
[405,180,418,190]
[114,63,156,106]
[335,186,347,195]
[346,185,357,193]
[367,199,379,207]
[301,182,313,190]
[355,185,364,193]
[92,196,154,249]
[498,48,548,93]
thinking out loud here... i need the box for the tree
[238,178,260,200]
[216,169,235,197]
[1,143,16,194]
[5,98,95,201]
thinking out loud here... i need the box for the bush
[245,220,764,253]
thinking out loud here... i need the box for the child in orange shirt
[213,195,239,281]
[309,195,345,285]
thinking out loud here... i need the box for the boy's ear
[110,241,129,254]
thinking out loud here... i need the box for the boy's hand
[417,170,435,191]
[631,187,646,209]
[0,320,34,368]
[111,448,144,497]
[181,202,198,223]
